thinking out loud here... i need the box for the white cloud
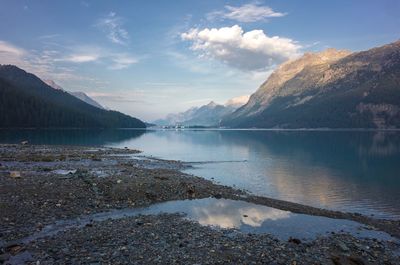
[181,25,301,71]
[108,53,138,70]
[207,3,286,23]
[0,40,91,82]
[62,54,99,63]
[87,91,146,103]
[55,46,138,69]
[0,39,138,92]
[0,40,26,56]
[97,12,129,45]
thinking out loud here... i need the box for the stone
[337,241,349,252]
[213,194,222,199]
[9,171,21,178]
[288,238,301,244]
[0,253,11,262]
[5,244,24,255]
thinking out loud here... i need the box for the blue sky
[0,0,399,121]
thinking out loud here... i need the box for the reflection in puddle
[10,198,396,247]
[187,199,290,229]
[52,169,77,175]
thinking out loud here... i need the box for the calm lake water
[1,129,399,219]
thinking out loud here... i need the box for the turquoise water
[1,129,399,219]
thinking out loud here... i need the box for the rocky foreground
[0,144,399,264]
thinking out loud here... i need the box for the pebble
[0,144,399,264]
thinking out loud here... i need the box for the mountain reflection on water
[1,129,399,219]
[0,129,145,146]
[113,129,400,219]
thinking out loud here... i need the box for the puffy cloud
[181,25,301,71]
[97,12,129,45]
[207,3,286,23]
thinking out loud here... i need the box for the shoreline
[1,127,400,131]
[0,144,399,264]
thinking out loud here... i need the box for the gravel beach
[0,144,399,264]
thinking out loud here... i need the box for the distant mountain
[69,92,104,109]
[222,41,400,129]
[0,65,146,128]
[155,96,249,126]
[44,80,104,109]
[154,107,198,126]
[182,101,232,126]
[43,79,63,91]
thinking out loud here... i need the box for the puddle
[128,155,190,170]
[7,198,397,248]
[4,251,33,265]
[188,160,248,164]
[52,169,77,175]
[130,155,246,170]
[91,170,110,178]
[131,155,152,161]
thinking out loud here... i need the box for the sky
[0,0,399,121]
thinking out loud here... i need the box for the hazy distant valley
[154,95,249,127]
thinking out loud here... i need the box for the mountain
[183,101,232,126]
[154,106,199,126]
[69,92,104,109]
[225,95,250,108]
[222,41,400,129]
[155,97,249,126]
[44,80,104,109]
[43,79,63,90]
[0,65,146,128]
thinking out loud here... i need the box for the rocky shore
[0,144,399,264]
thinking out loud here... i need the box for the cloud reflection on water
[190,199,290,229]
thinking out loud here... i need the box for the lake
[1,129,399,219]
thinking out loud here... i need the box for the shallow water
[13,198,397,245]
[1,129,400,219]
[52,169,77,175]
[114,129,400,219]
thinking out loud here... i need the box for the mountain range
[222,41,400,129]
[155,95,249,126]
[69,92,104,110]
[0,65,145,128]
[1,40,399,129]
[44,80,105,110]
